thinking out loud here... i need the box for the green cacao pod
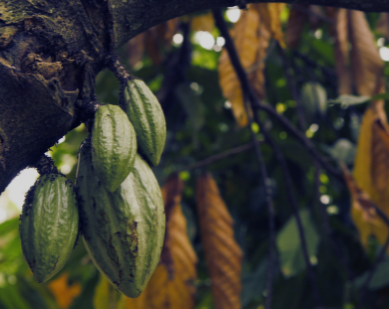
[76,143,165,298]
[92,104,137,192]
[123,79,166,166]
[19,173,79,283]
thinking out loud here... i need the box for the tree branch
[109,0,389,46]
[177,142,256,172]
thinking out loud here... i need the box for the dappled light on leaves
[47,273,81,309]
[196,173,243,309]
[124,174,197,309]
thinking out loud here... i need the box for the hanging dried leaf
[341,163,388,247]
[191,12,215,33]
[248,9,271,101]
[376,13,389,40]
[352,102,389,249]
[286,4,308,49]
[124,174,197,309]
[196,173,243,309]
[48,273,81,309]
[371,119,389,194]
[218,8,260,127]
[348,11,383,96]
[267,3,286,48]
[126,33,145,68]
[328,8,352,95]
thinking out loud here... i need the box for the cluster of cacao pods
[19,79,166,298]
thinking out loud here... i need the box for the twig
[31,154,59,175]
[212,9,276,308]
[213,9,326,308]
[254,102,343,182]
[176,142,256,172]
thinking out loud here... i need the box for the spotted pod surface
[76,144,165,298]
[19,173,79,283]
[123,79,166,166]
[92,104,137,192]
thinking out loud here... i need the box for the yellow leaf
[191,12,215,33]
[93,275,121,309]
[286,4,309,49]
[348,11,384,96]
[328,8,352,95]
[196,173,243,309]
[124,174,197,309]
[342,163,388,247]
[48,273,81,309]
[218,8,260,127]
[252,3,285,48]
[268,3,286,48]
[353,102,389,249]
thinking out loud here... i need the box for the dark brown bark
[0,0,388,194]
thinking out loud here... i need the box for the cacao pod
[122,79,166,166]
[19,173,79,283]
[76,143,165,298]
[92,104,137,192]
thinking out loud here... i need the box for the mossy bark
[0,0,388,194]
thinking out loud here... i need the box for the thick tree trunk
[0,0,388,194]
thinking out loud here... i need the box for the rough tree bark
[0,0,388,194]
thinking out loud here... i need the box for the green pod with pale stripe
[123,79,166,166]
[92,104,137,192]
[19,174,79,283]
[76,144,165,298]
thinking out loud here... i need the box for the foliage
[2,4,389,309]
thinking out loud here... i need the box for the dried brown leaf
[371,119,389,194]
[348,11,383,96]
[218,8,260,127]
[124,174,197,309]
[341,163,385,247]
[286,4,308,49]
[376,13,389,40]
[143,18,180,65]
[126,33,145,68]
[196,173,243,309]
[328,8,352,94]
[352,102,389,248]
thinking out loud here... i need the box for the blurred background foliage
[2,4,389,309]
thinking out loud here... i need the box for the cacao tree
[2,1,389,309]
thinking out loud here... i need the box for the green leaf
[354,259,389,290]
[0,284,31,309]
[328,95,370,107]
[0,218,18,236]
[276,209,320,278]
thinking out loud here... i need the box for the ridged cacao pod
[123,79,166,166]
[19,173,79,283]
[76,143,165,298]
[92,104,137,192]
